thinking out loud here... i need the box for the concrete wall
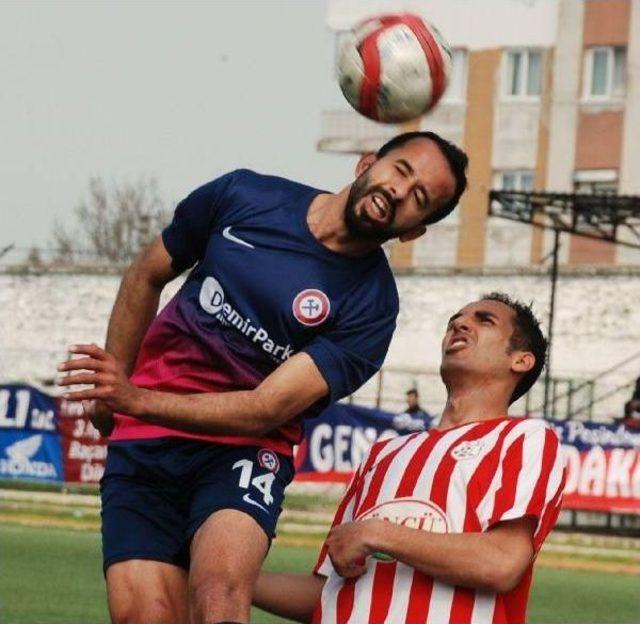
[492,103,541,170]
[618,0,640,264]
[546,0,583,193]
[457,49,501,267]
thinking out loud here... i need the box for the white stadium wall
[2,272,638,420]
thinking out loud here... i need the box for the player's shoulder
[367,432,417,465]
[346,252,399,312]
[226,168,323,196]
[509,416,562,444]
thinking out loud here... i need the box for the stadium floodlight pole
[487,188,640,418]
[543,228,561,418]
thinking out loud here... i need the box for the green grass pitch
[0,524,637,624]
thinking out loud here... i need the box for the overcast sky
[0,1,354,251]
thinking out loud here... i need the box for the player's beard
[344,171,405,242]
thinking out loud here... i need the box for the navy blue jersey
[111,169,399,454]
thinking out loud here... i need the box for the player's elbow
[249,386,299,436]
[484,555,530,594]
[247,390,293,437]
[247,419,275,438]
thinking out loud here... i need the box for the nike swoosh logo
[242,492,268,513]
[222,226,255,249]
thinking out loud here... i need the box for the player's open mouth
[446,335,470,353]
[364,193,392,224]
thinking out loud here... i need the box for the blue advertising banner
[0,384,63,482]
[294,404,640,514]
[294,403,430,481]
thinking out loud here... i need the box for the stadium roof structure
[488,190,640,249]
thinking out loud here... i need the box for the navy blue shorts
[100,438,294,573]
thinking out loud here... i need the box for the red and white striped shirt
[312,417,565,624]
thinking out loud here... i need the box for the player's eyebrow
[397,158,431,208]
[447,309,499,327]
[396,158,414,175]
[475,309,498,322]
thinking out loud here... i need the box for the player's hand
[326,520,381,578]
[83,400,115,438]
[57,345,143,417]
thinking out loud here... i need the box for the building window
[441,49,467,102]
[495,170,535,192]
[502,49,542,99]
[583,47,626,100]
[574,170,618,195]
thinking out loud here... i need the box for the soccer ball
[336,13,452,123]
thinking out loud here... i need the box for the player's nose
[396,177,416,201]
[452,315,471,333]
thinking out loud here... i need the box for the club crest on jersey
[451,439,484,461]
[292,289,331,327]
[257,449,280,473]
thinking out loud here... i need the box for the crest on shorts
[258,449,280,473]
[292,289,331,327]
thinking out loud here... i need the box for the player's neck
[438,383,510,430]
[307,191,382,256]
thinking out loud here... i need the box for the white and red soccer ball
[336,13,452,123]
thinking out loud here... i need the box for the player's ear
[399,225,427,242]
[511,351,535,374]
[355,152,377,176]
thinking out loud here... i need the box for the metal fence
[347,362,639,424]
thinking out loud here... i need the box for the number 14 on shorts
[232,459,275,506]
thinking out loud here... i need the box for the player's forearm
[253,572,324,623]
[368,522,530,593]
[129,352,327,435]
[132,386,285,436]
[105,259,165,375]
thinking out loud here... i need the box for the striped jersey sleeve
[482,419,565,550]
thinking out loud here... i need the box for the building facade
[320,0,640,268]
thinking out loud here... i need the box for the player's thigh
[101,440,192,572]
[189,509,269,605]
[106,559,188,624]
[186,444,293,619]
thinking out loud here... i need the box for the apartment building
[320,0,640,268]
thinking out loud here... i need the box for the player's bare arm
[325,516,535,593]
[252,571,324,623]
[84,236,178,435]
[58,348,329,436]
[106,236,178,373]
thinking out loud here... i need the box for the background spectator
[623,377,640,428]
[393,388,433,431]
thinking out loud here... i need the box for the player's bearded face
[345,170,410,242]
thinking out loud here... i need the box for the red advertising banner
[557,421,640,514]
[58,402,107,484]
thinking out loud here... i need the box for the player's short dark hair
[376,131,468,225]
[481,292,548,405]
[406,388,418,397]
